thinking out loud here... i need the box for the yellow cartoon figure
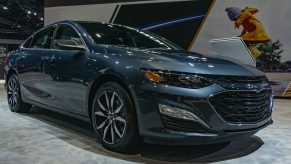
[225,7,271,59]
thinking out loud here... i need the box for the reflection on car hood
[104,46,265,76]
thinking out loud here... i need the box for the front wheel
[7,74,31,113]
[91,82,140,153]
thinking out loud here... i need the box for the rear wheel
[7,74,31,113]
[91,82,140,153]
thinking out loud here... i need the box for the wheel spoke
[97,99,108,112]
[14,87,18,92]
[103,122,111,140]
[11,80,16,91]
[97,119,108,129]
[110,93,116,111]
[13,95,16,102]
[95,111,107,117]
[114,123,122,138]
[115,116,126,124]
[7,91,13,95]
[114,103,123,114]
[110,124,114,143]
[104,92,110,111]
[8,82,13,91]
[12,98,16,108]
[8,96,12,103]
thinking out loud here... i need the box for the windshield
[79,22,184,50]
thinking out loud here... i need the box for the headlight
[141,69,212,89]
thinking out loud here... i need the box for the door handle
[51,55,56,62]
[41,56,56,62]
[41,56,50,61]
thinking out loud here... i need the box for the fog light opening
[158,104,209,128]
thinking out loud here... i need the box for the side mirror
[54,40,86,52]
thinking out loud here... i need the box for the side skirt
[22,97,91,123]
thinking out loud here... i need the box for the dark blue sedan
[4,20,273,153]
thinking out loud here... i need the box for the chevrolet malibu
[4,20,273,153]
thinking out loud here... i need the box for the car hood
[104,46,265,76]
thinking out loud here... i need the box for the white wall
[44,0,179,26]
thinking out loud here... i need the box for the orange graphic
[226,7,271,59]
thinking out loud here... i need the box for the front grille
[209,89,272,124]
[206,75,268,84]
[161,114,207,132]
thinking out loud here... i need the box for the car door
[17,26,55,103]
[41,24,87,115]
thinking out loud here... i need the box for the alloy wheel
[94,91,127,145]
[7,77,18,109]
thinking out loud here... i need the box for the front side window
[29,26,55,49]
[79,23,183,50]
[52,25,84,50]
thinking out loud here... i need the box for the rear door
[41,24,87,115]
[17,26,55,103]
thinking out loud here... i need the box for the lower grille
[209,89,272,124]
[161,114,207,132]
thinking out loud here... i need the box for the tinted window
[52,25,84,49]
[79,23,183,50]
[30,26,55,49]
[23,37,33,48]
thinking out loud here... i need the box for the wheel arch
[87,73,137,122]
[6,68,18,87]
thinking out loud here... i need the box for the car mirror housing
[54,40,86,52]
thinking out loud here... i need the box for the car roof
[49,20,133,30]
[50,20,113,26]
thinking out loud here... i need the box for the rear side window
[23,37,33,48]
[30,26,55,49]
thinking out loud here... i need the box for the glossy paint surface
[4,20,272,144]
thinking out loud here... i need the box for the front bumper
[132,83,273,145]
[143,119,272,145]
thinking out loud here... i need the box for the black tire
[7,74,31,113]
[91,82,140,153]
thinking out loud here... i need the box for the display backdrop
[191,0,291,97]
[45,0,213,50]
[44,0,291,98]
[112,0,212,49]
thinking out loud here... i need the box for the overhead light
[27,11,31,14]
[34,12,37,15]
[40,17,43,21]
[3,6,8,10]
